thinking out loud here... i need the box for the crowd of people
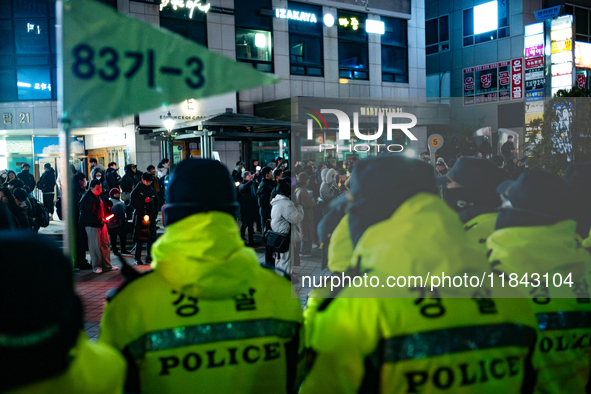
[428,135,527,181]
[73,158,170,272]
[232,157,354,282]
[2,151,591,393]
[0,162,54,231]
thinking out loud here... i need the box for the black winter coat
[257,178,274,221]
[238,180,258,222]
[130,183,157,242]
[79,191,112,228]
[121,170,139,193]
[105,168,121,191]
[17,170,36,191]
[37,169,56,193]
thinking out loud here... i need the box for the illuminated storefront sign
[160,0,210,18]
[551,28,572,42]
[575,41,591,69]
[525,45,543,58]
[339,16,360,30]
[526,57,543,69]
[463,59,523,105]
[551,39,572,54]
[274,8,318,23]
[511,58,523,99]
[550,14,573,92]
[552,62,573,76]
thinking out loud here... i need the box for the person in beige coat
[294,172,316,256]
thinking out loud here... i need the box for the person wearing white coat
[270,178,304,278]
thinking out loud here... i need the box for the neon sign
[339,17,359,30]
[274,8,317,23]
[160,0,210,19]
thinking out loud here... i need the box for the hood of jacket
[353,193,486,292]
[325,168,337,184]
[320,168,329,183]
[270,193,290,206]
[151,211,260,299]
[487,220,590,276]
[124,164,136,176]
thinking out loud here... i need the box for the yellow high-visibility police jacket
[304,214,354,346]
[464,212,498,249]
[327,213,354,273]
[8,331,126,394]
[301,287,538,394]
[99,212,304,394]
[301,193,539,393]
[487,220,591,394]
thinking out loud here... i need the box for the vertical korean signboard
[550,15,573,96]
[524,22,545,97]
[498,61,511,101]
[511,58,523,99]
[464,67,475,105]
[475,63,498,104]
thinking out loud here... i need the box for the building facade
[0,0,427,178]
[425,0,591,158]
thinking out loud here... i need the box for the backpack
[31,199,50,228]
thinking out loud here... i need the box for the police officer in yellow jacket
[488,169,591,394]
[438,157,510,248]
[0,232,126,394]
[99,158,304,394]
[302,156,538,394]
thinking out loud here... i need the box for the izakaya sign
[463,59,523,105]
[275,8,317,23]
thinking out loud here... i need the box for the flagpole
[57,0,77,265]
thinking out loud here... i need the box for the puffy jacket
[257,178,275,221]
[79,191,112,228]
[487,220,591,394]
[7,331,125,394]
[37,169,56,193]
[105,168,121,191]
[120,165,139,193]
[319,168,339,203]
[294,184,316,242]
[17,170,36,191]
[99,211,304,394]
[464,212,498,249]
[130,183,157,243]
[238,180,258,222]
[302,194,538,393]
[107,198,125,229]
[270,194,304,243]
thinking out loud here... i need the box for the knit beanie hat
[163,159,239,226]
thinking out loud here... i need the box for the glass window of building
[425,15,449,54]
[338,10,368,80]
[463,0,510,47]
[159,2,207,46]
[288,1,323,77]
[381,17,408,82]
[567,4,591,43]
[0,0,57,102]
[235,0,273,73]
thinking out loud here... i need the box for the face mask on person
[96,175,102,180]
[92,187,101,196]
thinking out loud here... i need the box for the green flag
[63,0,278,128]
